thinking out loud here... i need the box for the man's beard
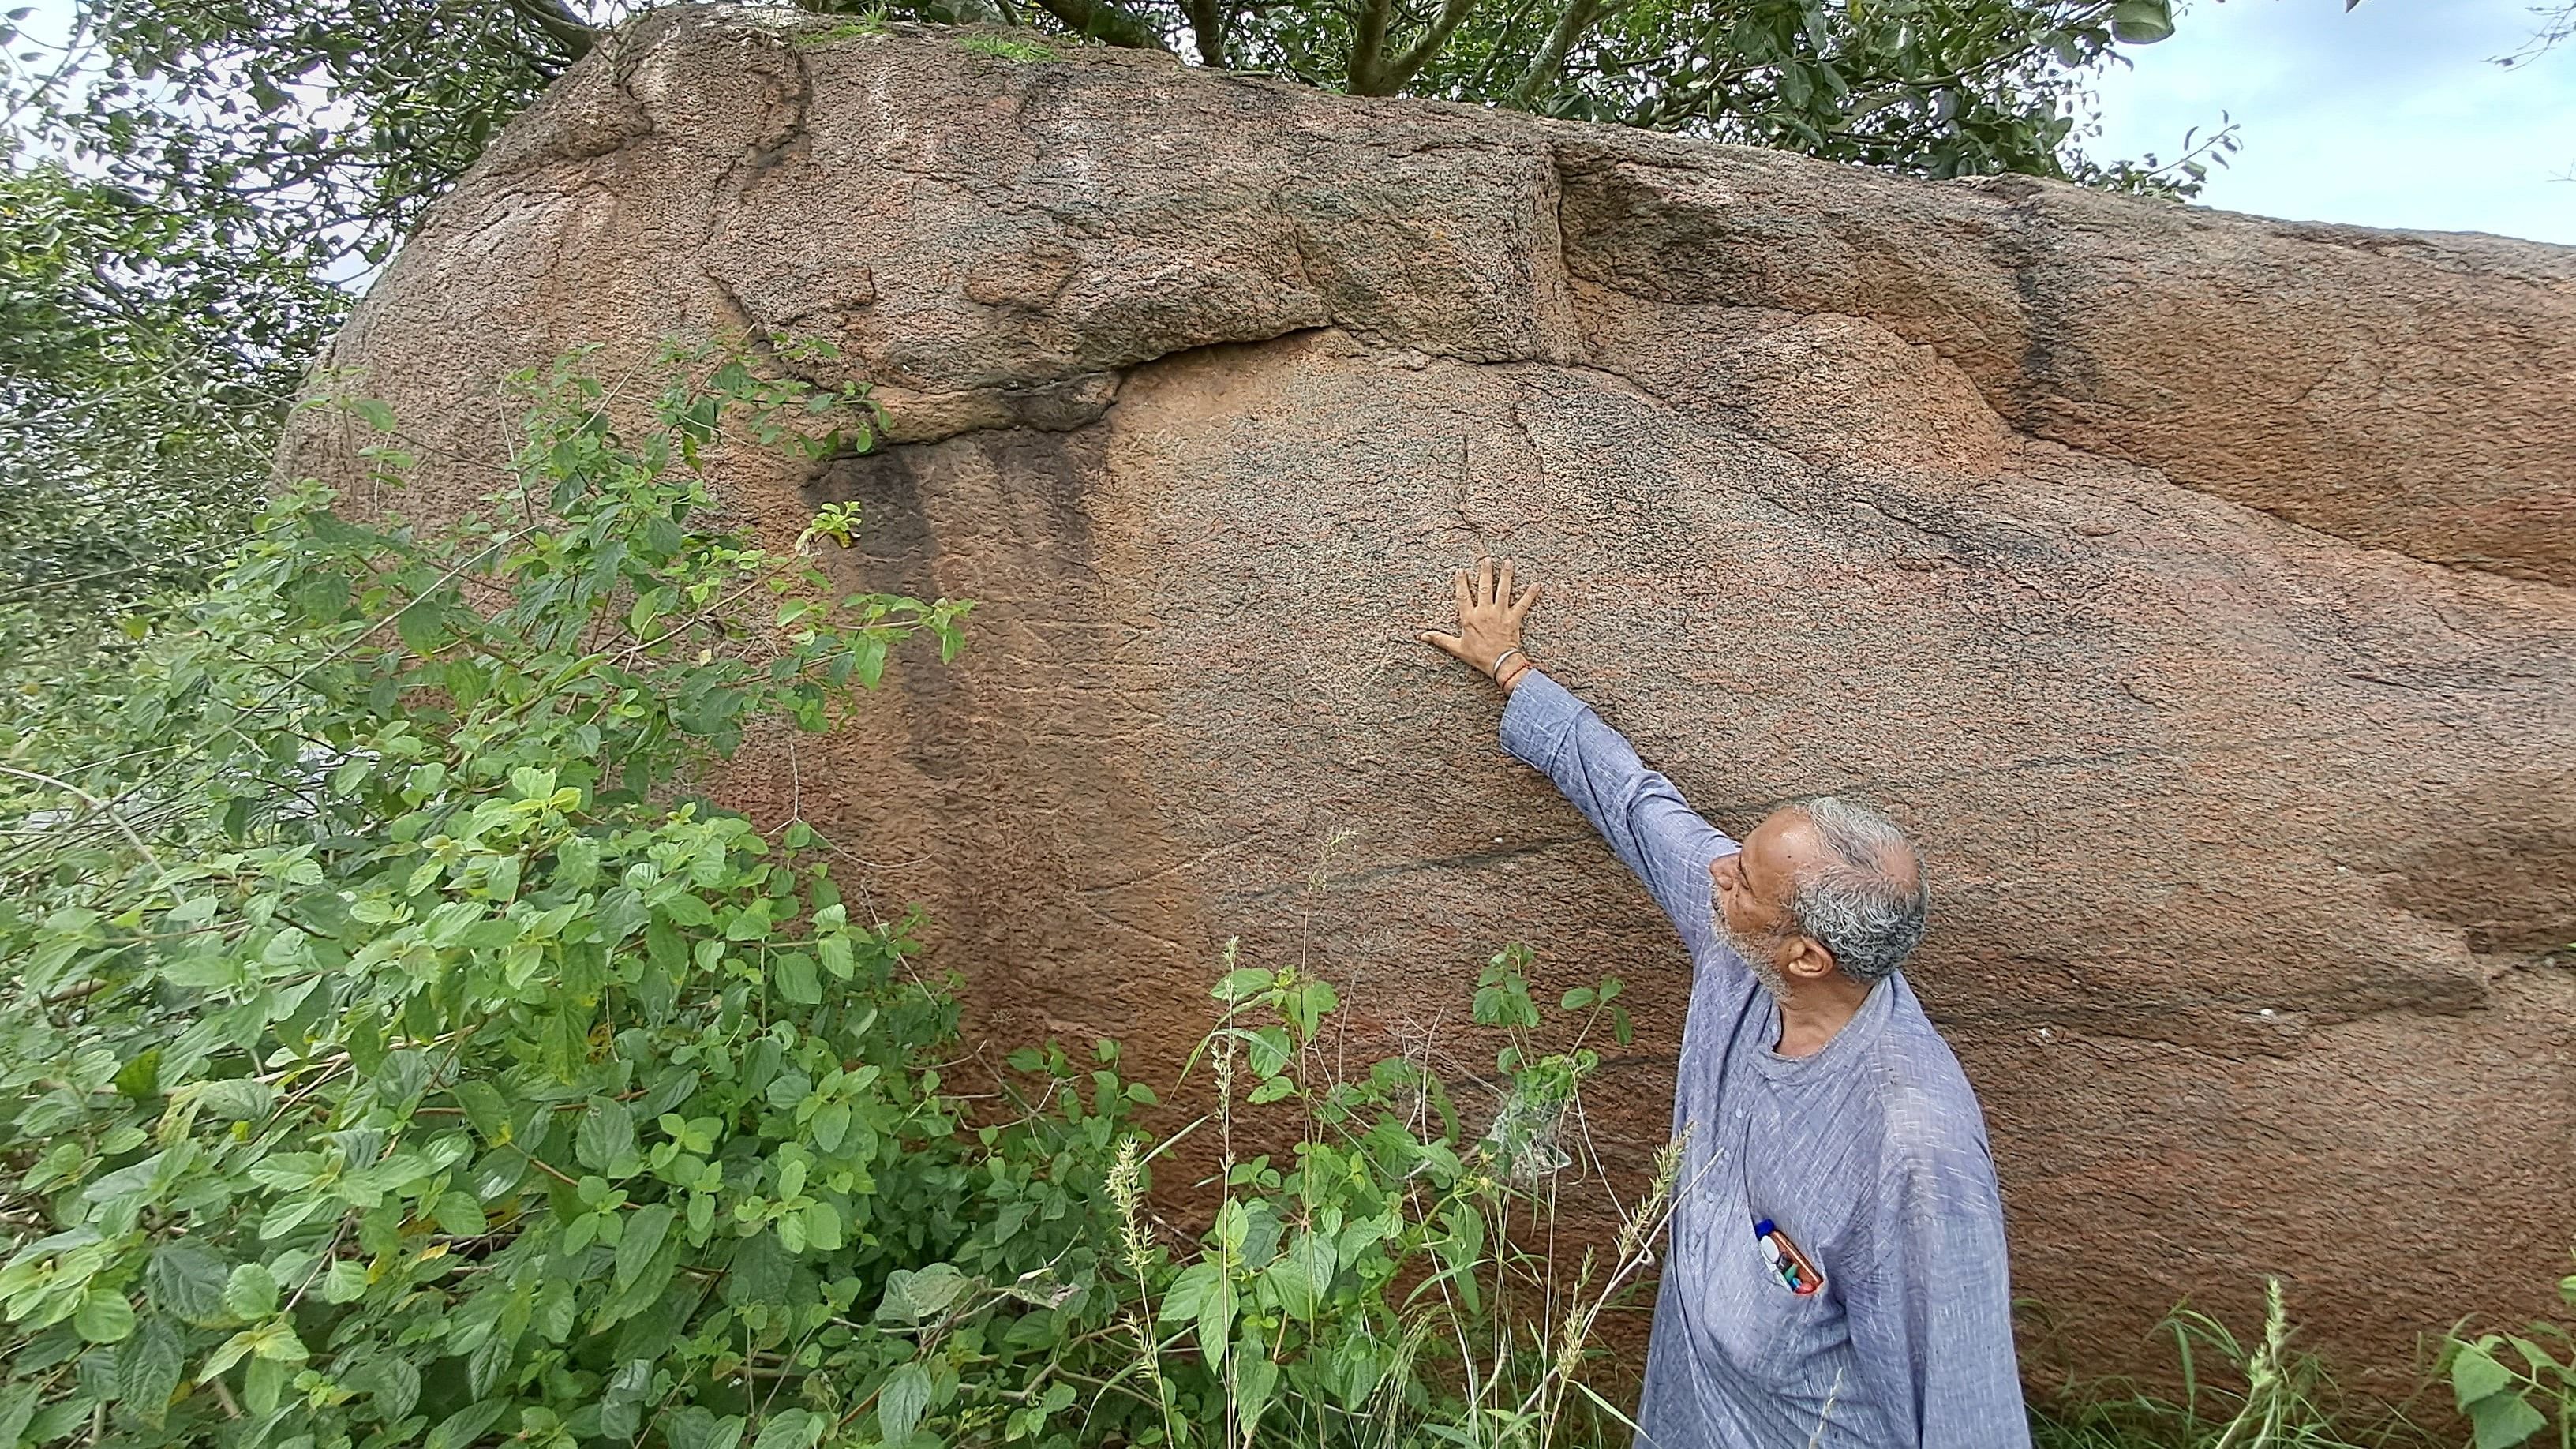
[1714,904,1791,1002]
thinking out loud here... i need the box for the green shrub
[2441,1261,2576,1449]
[1081,942,1662,1447]
[0,345,1669,1449]
[0,345,1021,1447]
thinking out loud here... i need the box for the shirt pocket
[1707,1218,1852,1391]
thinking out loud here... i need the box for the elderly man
[1421,557,2028,1449]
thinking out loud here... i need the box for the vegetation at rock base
[0,351,1694,1447]
[2,342,2571,1449]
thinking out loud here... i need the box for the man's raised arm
[1420,558,1735,957]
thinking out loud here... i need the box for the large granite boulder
[280,6,2576,1396]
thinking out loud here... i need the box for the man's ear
[1783,935,1838,983]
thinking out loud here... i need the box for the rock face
[282,8,2576,1396]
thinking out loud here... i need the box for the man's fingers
[1477,555,1498,607]
[1511,581,1541,619]
[1417,628,1468,660]
[1496,557,1515,606]
[1453,567,1473,619]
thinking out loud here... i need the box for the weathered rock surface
[282,7,2576,1396]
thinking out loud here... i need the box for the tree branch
[499,0,601,62]
[1028,0,1172,50]
[1368,0,1479,94]
[1347,0,1396,92]
[1181,0,1226,65]
[1505,0,1610,110]
[0,765,167,885]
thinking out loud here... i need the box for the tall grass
[2029,1280,2441,1449]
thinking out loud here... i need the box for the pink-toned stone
[282,8,2576,1398]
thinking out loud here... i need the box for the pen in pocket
[1753,1217,1825,1295]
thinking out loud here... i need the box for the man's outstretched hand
[1420,556,1542,692]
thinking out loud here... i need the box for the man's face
[1709,808,1822,997]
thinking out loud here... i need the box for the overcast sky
[2088,0,2576,244]
[13,0,2574,245]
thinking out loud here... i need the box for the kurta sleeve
[1843,1134,2031,1448]
[1497,669,1736,959]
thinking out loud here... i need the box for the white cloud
[2087,0,2576,244]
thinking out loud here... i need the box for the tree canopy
[0,157,339,705]
[15,0,2195,279]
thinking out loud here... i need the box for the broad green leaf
[191,1077,276,1120]
[245,1353,286,1417]
[322,1260,370,1303]
[877,1262,970,1324]
[2469,1391,2548,1449]
[198,1330,260,1382]
[425,1398,509,1449]
[876,1365,931,1448]
[434,1190,487,1236]
[725,1230,791,1309]
[752,1407,826,1449]
[1327,1332,1382,1410]
[467,1331,511,1398]
[578,1097,636,1173]
[74,1290,135,1343]
[2108,0,2174,42]
[1245,1026,1290,1078]
[811,1101,851,1154]
[1233,1354,1279,1443]
[453,1080,511,1143]
[1159,1260,1222,1325]
[803,1200,842,1252]
[1212,967,1274,1002]
[817,934,853,979]
[374,1049,429,1104]
[773,952,820,1005]
[0,1385,37,1448]
[145,1244,230,1324]
[114,1046,163,1099]
[222,1262,278,1321]
[1263,1232,1337,1320]
[619,1203,676,1289]
[2454,1342,2515,1406]
[20,1401,83,1447]
[358,1354,421,1421]
[1196,1272,1236,1368]
[118,1315,183,1423]
[667,1409,747,1449]
[724,899,774,942]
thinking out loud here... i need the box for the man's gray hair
[1788,796,1929,986]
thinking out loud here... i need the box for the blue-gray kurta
[1500,671,2029,1449]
